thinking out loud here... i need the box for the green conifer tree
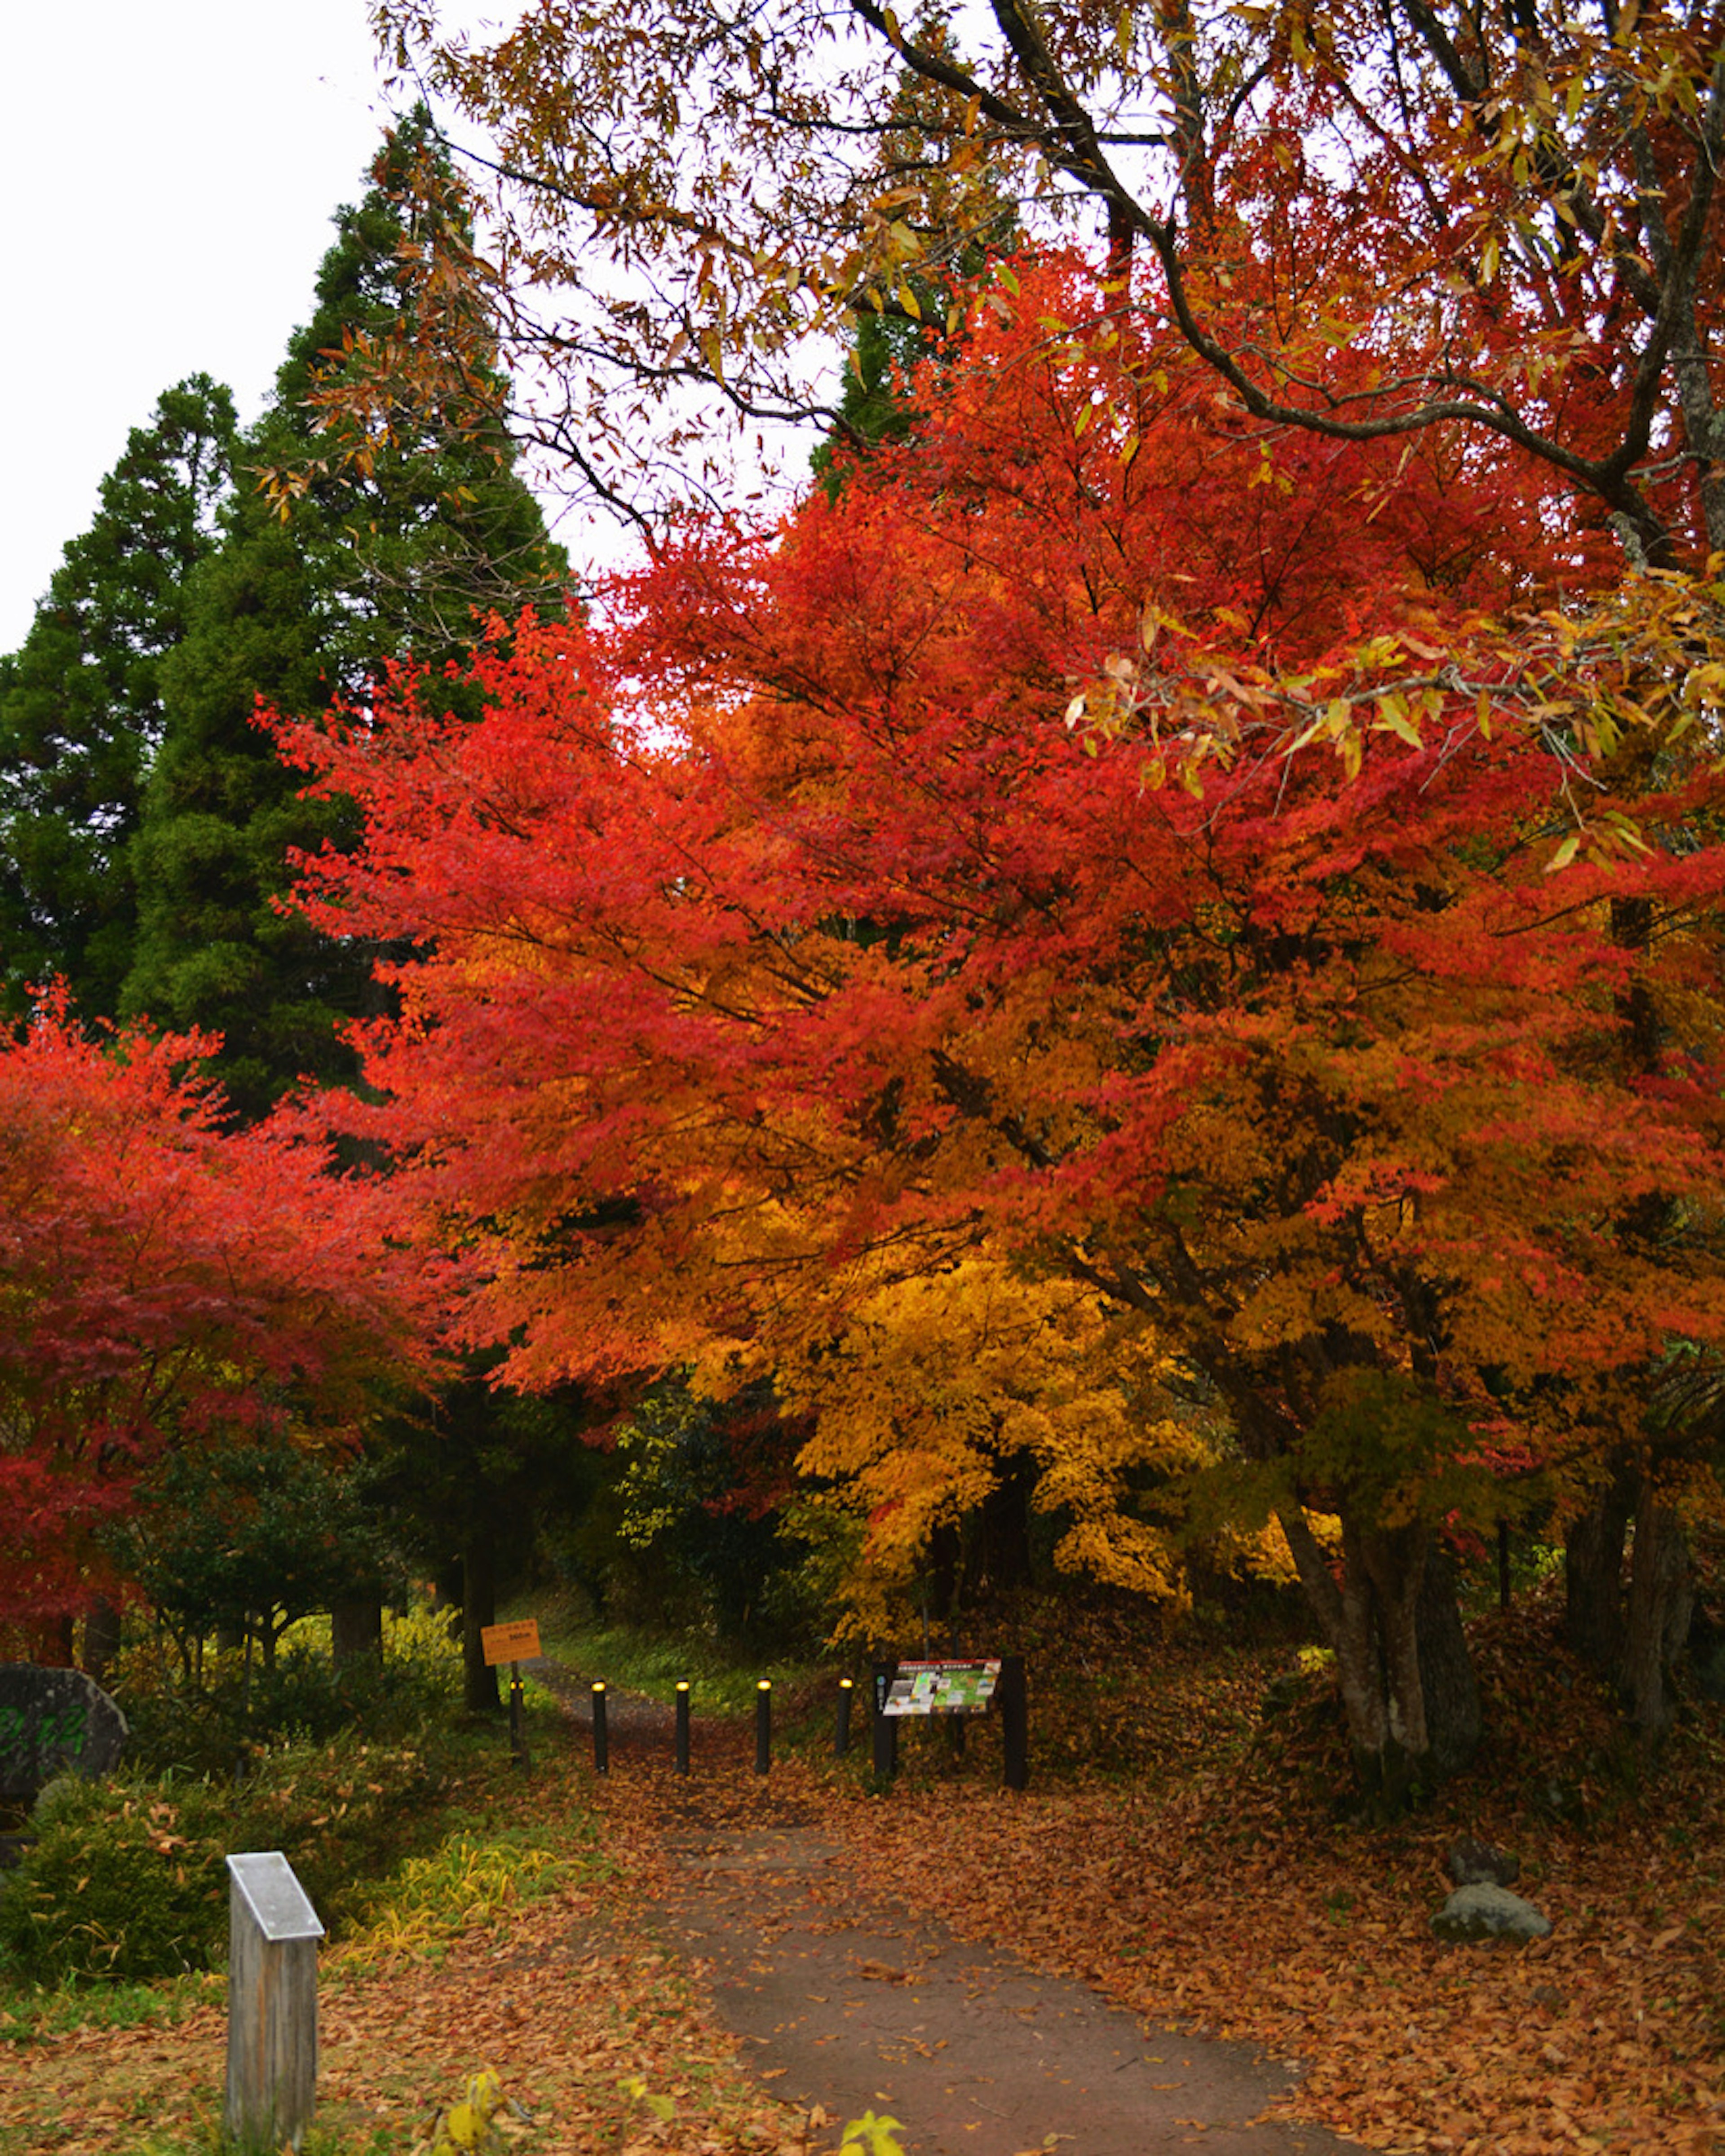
[0,377,236,1020]
[124,112,564,1121]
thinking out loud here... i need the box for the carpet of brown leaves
[2,1584,1720,2156]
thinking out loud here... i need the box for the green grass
[521,1597,838,1716]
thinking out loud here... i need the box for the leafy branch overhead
[365,0,1725,563]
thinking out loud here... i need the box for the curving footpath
[525,1660,1362,2155]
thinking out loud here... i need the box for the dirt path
[524,1663,1360,2155]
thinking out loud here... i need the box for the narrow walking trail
[525,1661,1360,2154]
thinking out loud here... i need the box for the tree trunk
[926,1520,961,1630]
[1279,1509,1478,1799]
[1417,1542,1482,1777]
[461,1534,501,1714]
[969,1449,1035,1601]
[1360,1523,1429,1763]
[1565,1467,1634,1671]
[1622,1497,1694,1736]
[80,1599,123,1686]
[331,1599,383,1669]
[1280,1508,1393,1785]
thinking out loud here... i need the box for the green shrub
[0,1775,228,1982]
[0,1736,444,1984]
[110,1606,458,1776]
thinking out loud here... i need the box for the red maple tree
[285,249,1725,1787]
[0,989,438,1638]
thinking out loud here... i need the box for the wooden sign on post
[480,1621,540,1771]
[226,1851,323,2151]
[479,1619,540,1666]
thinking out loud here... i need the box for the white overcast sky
[0,1,490,650]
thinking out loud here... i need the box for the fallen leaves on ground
[590,1591,1725,2156]
[0,1755,814,2156]
[4,1589,1721,2156]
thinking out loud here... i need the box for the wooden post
[591,1682,609,1774]
[871,1659,899,1784]
[999,1654,1028,1791]
[754,1679,772,1775]
[834,1675,854,1757]
[225,1851,323,2152]
[675,1681,691,1775]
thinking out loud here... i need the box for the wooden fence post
[225,1851,323,2151]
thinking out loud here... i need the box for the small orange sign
[480,1619,541,1666]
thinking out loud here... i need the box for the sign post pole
[479,1621,541,1773]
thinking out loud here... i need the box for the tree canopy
[282,245,1725,1784]
[0,376,236,1022]
[122,111,566,1122]
[0,991,435,1630]
[370,0,1725,565]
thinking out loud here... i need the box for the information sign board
[480,1619,541,1666]
[881,1659,1001,1717]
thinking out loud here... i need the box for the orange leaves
[281,243,1725,1692]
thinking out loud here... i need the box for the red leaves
[0,992,437,1623]
[274,246,1725,1649]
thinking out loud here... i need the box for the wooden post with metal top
[225,1851,323,2151]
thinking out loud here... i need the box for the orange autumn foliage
[284,249,1725,1778]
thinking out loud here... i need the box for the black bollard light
[591,1681,609,1775]
[509,1663,531,1772]
[754,1679,772,1776]
[675,1680,691,1775]
[834,1675,854,1758]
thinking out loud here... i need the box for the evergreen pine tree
[124,112,565,1121]
[0,378,236,1020]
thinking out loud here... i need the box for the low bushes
[0,1734,442,1984]
[110,1604,463,1778]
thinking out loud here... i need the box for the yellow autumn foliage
[736,1252,1211,1630]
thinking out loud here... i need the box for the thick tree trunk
[80,1599,123,1686]
[1622,1497,1694,1736]
[1417,1543,1482,1777]
[1279,1510,1479,1798]
[461,1534,501,1714]
[1279,1508,1391,1780]
[1359,1523,1429,1762]
[332,1599,383,1669]
[1565,1468,1634,1670]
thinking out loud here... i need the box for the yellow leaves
[425,2069,507,2155]
[768,1254,1196,1626]
[840,2112,905,2156]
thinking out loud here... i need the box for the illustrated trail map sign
[881,1659,1001,1717]
[480,1619,540,1666]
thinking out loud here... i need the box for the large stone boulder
[1432,1882,1552,1944]
[0,1664,129,1804]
